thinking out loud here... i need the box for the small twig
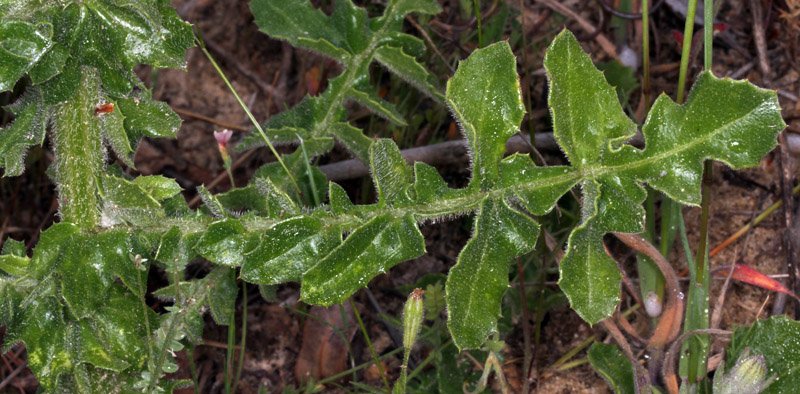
[406,16,454,73]
[748,0,772,76]
[596,0,666,19]
[535,0,619,59]
[319,131,633,182]
[0,362,26,391]
[709,183,800,258]
[173,107,249,132]
[202,37,285,108]
[601,319,651,393]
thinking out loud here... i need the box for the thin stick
[749,0,772,76]
[601,319,651,393]
[537,0,619,59]
[172,107,249,132]
[710,183,800,257]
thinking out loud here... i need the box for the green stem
[676,0,699,104]
[704,0,713,70]
[225,302,236,394]
[642,0,651,108]
[350,299,391,391]
[682,0,715,383]
[234,284,248,392]
[196,36,302,197]
[298,136,321,207]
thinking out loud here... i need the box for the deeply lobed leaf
[245,0,443,167]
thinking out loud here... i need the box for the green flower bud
[713,349,775,394]
[402,288,425,353]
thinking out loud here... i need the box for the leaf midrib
[585,101,767,179]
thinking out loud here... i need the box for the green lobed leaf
[249,0,350,61]
[116,95,182,141]
[446,41,525,190]
[240,217,341,285]
[378,32,427,57]
[328,182,354,214]
[58,231,132,320]
[247,0,442,165]
[347,81,408,126]
[254,177,300,218]
[0,90,48,176]
[370,138,413,206]
[155,226,194,273]
[558,216,621,324]
[99,103,135,168]
[375,45,442,101]
[588,342,636,394]
[725,316,800,393]
[0,20,52,92]
[194,219,247,267]
[15,296,75,390]
[132,175,183,201]
[216,184,271,216]
[391,0,443,17]
[99,174,172,228]
[206,267,238,325]
[330,121,374,164]
[546,30,784,324]
[78,286,156,372]
[544,30,637,169]
[445,199,539,350]
[330,0,371,54]
[612,72,785,205]
[301,214,425,305]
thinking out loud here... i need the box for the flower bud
[713,349,775,394]
[402,288,425,353]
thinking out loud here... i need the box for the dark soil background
[2,0,800,392]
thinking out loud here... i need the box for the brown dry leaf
[294,303,358,384]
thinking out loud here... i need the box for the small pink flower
[213,129,233,148]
